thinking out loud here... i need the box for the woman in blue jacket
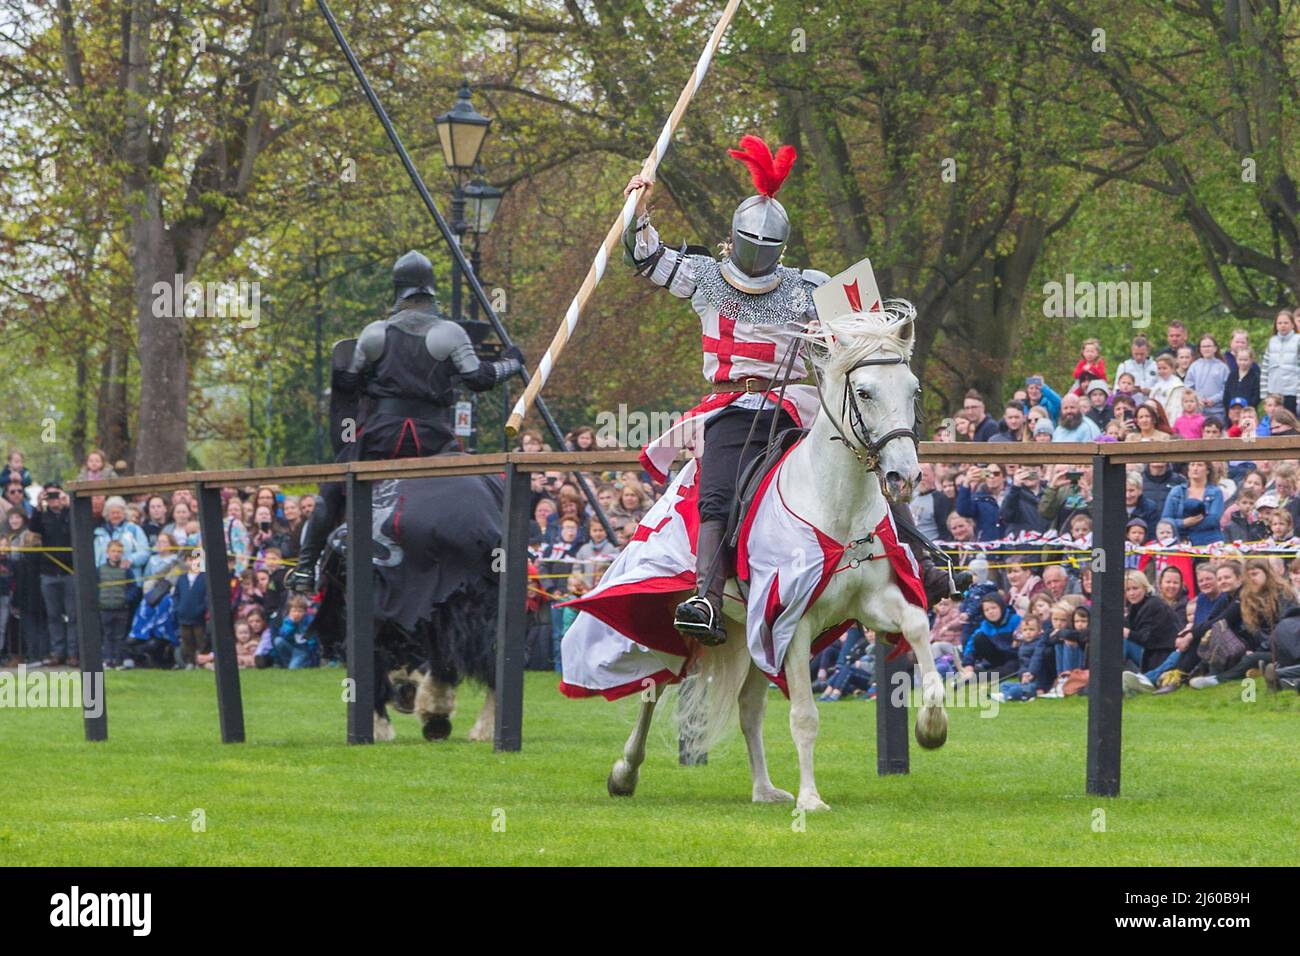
[1160,462,1225,545]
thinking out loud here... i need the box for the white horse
[607,305,947,811]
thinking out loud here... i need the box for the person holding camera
[28,481,78,666]
[1000,466,1049,535]
[955,465,1007,541]
[1038,465,1093,535]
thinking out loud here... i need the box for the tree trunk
[71,351,88,467]
[96,341,131,465]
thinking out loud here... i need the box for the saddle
[726,426,809,551]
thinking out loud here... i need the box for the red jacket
[1072,358,1108,394]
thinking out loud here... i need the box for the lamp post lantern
[435,81,491,326]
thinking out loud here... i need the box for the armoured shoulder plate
[801,268,831,288]
[356,320,389,362]
[424,318,473,362]
[690,256,816,326]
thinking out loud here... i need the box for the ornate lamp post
[434,80,492,325]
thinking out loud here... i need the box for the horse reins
[812,354,920,486]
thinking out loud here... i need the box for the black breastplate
[366,325,455,407]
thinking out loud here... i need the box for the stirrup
[674,595,726,646]
[285,565,317,594]
[950,570,974,597]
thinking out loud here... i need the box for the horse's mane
[801,299,917,374]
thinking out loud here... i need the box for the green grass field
[1,668,1296,866]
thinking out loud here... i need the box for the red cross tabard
[702,313,776,382]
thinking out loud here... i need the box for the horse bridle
[813,354,921,484]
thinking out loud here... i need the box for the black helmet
[393,250,437,302]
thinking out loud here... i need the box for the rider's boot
[888,500,971,604]
[674,518,729,646]
[920,559,973,606]
[286,496,330,593]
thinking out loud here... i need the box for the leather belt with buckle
[730,377,799,394]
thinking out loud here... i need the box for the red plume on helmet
[727,134,796,198]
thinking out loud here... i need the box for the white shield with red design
[813,258,884,323]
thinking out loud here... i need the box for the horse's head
[804,302,922,502]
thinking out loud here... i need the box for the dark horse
[312,470,503,741]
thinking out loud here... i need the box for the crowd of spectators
[7,316,1300,697]
[809,316,1300,701]
[0,446,320,672]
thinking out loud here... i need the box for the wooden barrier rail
[63,436,1300,795]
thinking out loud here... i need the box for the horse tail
[672,633,750,758]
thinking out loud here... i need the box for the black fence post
[70,494,107,742]
[196,484,245,743]
[875,639,909,775]
[494,463,529,752]
[1087,454,1125,797]
[346,473,375,744]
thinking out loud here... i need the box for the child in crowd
[0,449,31,489]
[1027,592,1054,630]
[1172,389,1204,438]
[1071,338,1107,396]
[1225,345,1261,411]
[1222,488,1264,542]
[273,594,317,669]
[961,592,1021,678]
[1085,381,1113,430]
[1114,371,1141,402]
[574,517,619,587]
[1125,518,1148,568]
[1259,393,1284,436]
[1227,402,1258,438]
[540,516,584,672]
[1268,507,1295,540]
[1066,513,1093,544]
[1045,600,1084,676]
[1148,354,1185,423]
[995,614,1048,701]
[261,548,287,618]
[247,607,274,669]
[97,539,134,669]
[234,618,259,669]
[173,548,208,668]
[558,572,589,644]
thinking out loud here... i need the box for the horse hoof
[374,715,396,742]
[796,794,831,812]
[752,786,795,803]
[915,709,948,750]
[392,683,417,715]
[422,714,453,741]
[607,760,638,797]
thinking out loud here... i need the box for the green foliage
[4,1,1300,464]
